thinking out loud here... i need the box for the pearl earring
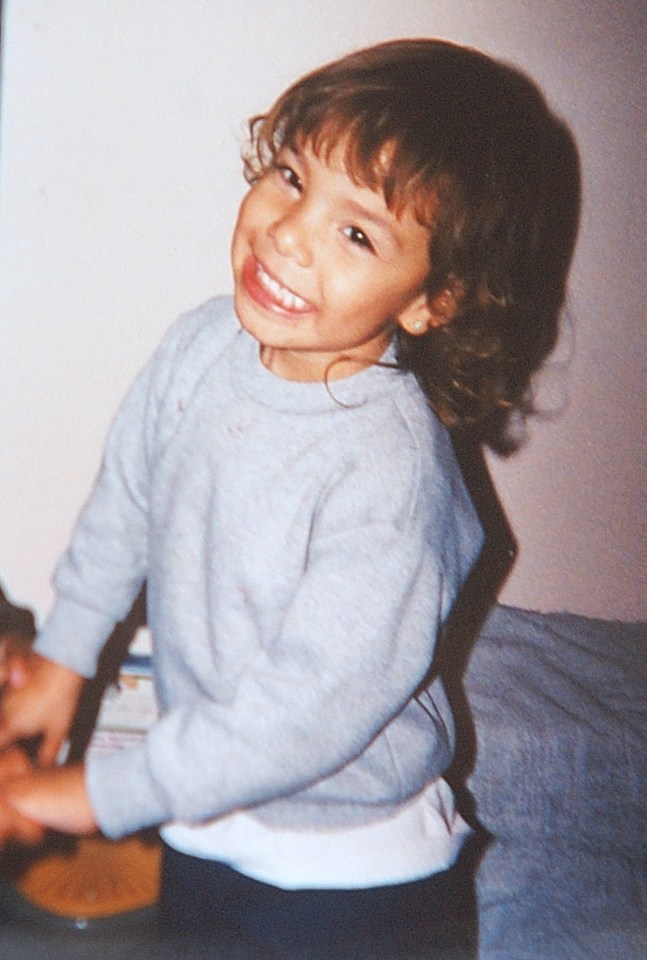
[413,319,425,332]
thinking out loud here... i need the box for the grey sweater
[35,297,483,838]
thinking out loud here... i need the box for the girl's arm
[0,351,156,768]
[1,763,96,835]
[0,305,185,760]
[30,303,221,681]
[0,303,234,835]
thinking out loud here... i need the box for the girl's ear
[397,285,461,337]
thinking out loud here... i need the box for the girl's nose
[268,207,313,268]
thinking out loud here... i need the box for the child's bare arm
[0,653,85,766]
[2,763,96,835]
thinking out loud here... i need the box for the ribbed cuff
[85,741,170,838]
[34,597,117,678]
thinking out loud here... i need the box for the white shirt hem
[161,778,471,890]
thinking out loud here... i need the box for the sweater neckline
[232,326,403,414]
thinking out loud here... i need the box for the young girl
[0,39,579,958]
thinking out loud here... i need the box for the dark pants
[157,841,478,960]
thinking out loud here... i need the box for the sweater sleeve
[34,302,226,677]
[33,378,153,675]
[85,432,481,836]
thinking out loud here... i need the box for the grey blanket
[465,605,647,960]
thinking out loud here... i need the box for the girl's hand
[2,763,97,836]
[0,653,85,766]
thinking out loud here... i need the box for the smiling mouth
[246,257,312,313]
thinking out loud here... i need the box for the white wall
[1,0,645,622]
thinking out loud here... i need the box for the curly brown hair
[243,39,580,450]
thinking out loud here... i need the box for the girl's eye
[276,165,302,191]
[343,225,375,252]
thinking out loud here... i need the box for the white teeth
[256,263,308,310]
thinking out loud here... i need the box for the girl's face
[231,142,433,382]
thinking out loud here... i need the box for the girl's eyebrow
[279,145,302,164]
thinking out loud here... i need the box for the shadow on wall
[439,440,516,825]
